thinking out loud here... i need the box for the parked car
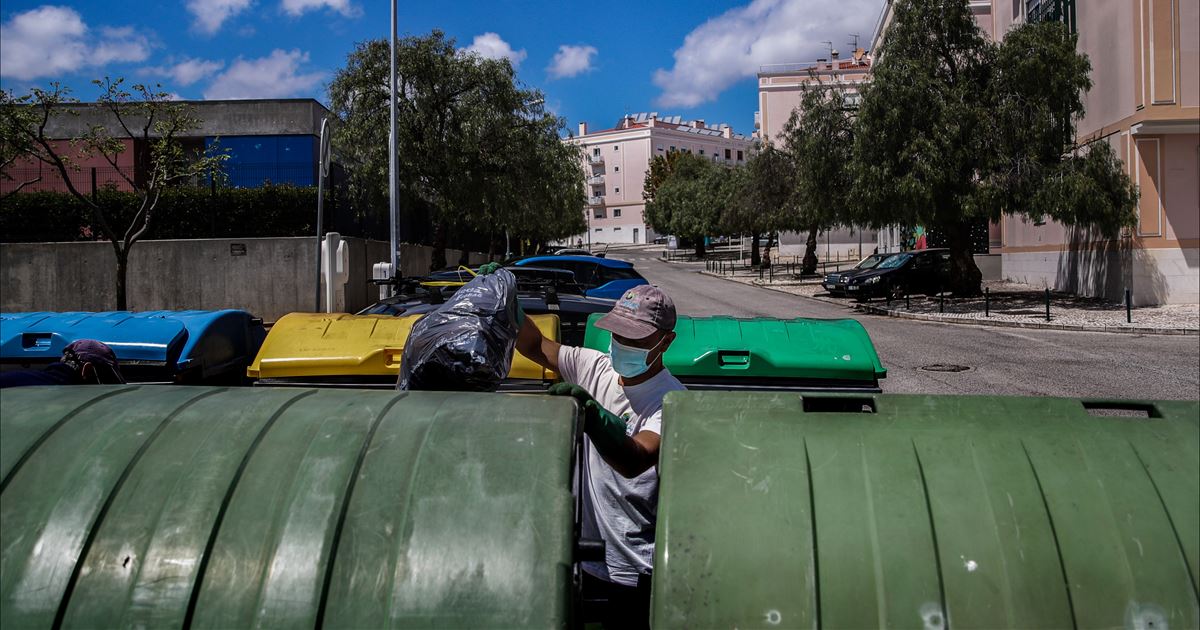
[357,267,615,346]
[512,255,647,299]
[844,248,952,301]
[822,253,894,296]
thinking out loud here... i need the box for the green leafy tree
[1,79,226,309]
[644,152,723,257]
[783,81,856,274]
[722,147,793,266]
[327,31,583,270]
[852,0,1137,295]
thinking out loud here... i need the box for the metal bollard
[939,292,944,314]
[769,265,773,282]
[984,287,990,317]
[1125,287,1132,323]
[1045,288,1051,322]
[759,266,763,280]
[905,292,910,309]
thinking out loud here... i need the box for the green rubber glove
[478,262,502,275]
[546,383,629,455]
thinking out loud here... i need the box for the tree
[643,152,723,257]
[783,81,856,275]
[852,0,1137,295]
[722,147,793,266]
[2,79,225,309]
[0,90,42,199]
[327,31,583,271]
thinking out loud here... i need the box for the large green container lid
[654,392,1200,629]
[0,385,578,629]
[583,314,886,388]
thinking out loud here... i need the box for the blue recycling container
[0,310,266,383]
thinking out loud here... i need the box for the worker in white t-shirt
[514,282,685,629]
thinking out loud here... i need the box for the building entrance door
[633,228,640,244]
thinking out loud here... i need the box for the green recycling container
[583,314,887,391]
[0,385,578,629]
[653,392,1200,629]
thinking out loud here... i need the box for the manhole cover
[920,364,971,373]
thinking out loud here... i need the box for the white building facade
[566,114,755,245]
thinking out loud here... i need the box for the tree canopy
[327,31,584,268]
[853,0,1137,294]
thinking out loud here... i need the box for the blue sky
[0,0,884,136]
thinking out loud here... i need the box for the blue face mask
[609,337,664,378]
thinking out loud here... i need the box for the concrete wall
[42,99,331,139]
[1,238,495,321]
[1003,245,1198,306]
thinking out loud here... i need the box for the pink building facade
[755,49,873,146]
[567,114,754,245]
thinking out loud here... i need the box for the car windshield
[877,253,911,269]
[857,254,889,270]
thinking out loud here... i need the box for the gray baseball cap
[595,284,677,340]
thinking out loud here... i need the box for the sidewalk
[701,268,1199,336]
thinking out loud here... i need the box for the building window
[670,146,675,152]
[594,209,605,219]
[592,147,600,156]
[725,148,732,159]
[615,188,621,194]
[595,228,602,232]
[699,149,705,156]
[656,144,664,151]
[614,166,620,172]
[614,208,622,217]
[614,145,619,151]
[737,150,744,161]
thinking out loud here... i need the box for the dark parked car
[843,248,952,301]
[512,255,647,299]
[822,253,894,296]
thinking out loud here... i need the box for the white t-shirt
[557,345,686,587]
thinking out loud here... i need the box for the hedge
[0,185,346,243]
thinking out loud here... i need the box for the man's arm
[516,316,561,373]
[548,383,661,478]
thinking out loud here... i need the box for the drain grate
[920,364,971,373]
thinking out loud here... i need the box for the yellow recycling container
[247,312,559,383]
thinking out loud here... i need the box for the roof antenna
[848,34,860,50]
[820,41,833,60]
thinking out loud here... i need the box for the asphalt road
[613,247,1200,400]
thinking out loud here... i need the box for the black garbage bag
[398,269,521,391]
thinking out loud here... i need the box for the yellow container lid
[247,312,559,382]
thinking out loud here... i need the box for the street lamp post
[388,0,399,293]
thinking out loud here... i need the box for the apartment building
[568,113,755,245]
[873,0,1198,304]
[755,48,873,145]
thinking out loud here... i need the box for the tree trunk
[945,221,983,297]
[801,226,819,275]
[750,232,761,267]
[115,249,129,311]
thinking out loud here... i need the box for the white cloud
[547,44,597,80]
[203,48,324,99]
[462,32,527,67]
[0,6,151,81]
[280,0,359,17]
[186,0,253,35]
[140,57,225,86]
[653,0,879,108]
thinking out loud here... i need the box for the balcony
[587,174,605,186]
[588,154,605,165]
[588,195,605,206]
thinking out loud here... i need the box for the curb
[698,271,1200,337]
